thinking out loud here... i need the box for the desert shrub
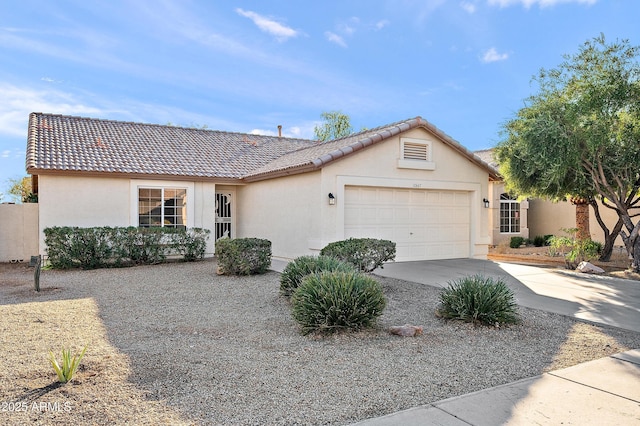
[216,237,272,275]
[548,228,602,268]
[291,271,387,335]
[544,235,554,246]
[49,345,87,384]
[280,255,355,297]
[44,226,210,269]
[320,238,396,272]
[533,235,546,247]
[509,236,525,249]
[436,275,520,326]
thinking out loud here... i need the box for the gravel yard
[1,259,639,425]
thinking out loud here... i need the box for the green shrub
[548,228,602,268]
[533,235,546,247]
[280,255,356,297]
[436,275,520,326]
[291,271,387,335]
[544,235,554,246]
[216,237,272,275]
[509,236,525,249]
[320,238,396,272]
[44,226,210,269]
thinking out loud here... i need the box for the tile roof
[26,113,317,180]
[26,113,499,182]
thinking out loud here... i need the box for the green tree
[7,176,37,203]
[313,111,353,141]
[495,34,640,269]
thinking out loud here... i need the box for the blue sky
[0,0,637,199]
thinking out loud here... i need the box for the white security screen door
[215,192,233,241]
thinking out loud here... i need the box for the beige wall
[319,127,491,259]
[528,198,624,245]
[0,203,39,262]
[38,175,218,256]
[236,171,322,260]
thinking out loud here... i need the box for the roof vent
[278,125,282,137]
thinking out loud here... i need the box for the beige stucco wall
[318,127,492,259]
[235,171,322,260]
[0,203,39,262]
[37,175,218,256]
[528,198,624,245]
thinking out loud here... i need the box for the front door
[215,192,233,241]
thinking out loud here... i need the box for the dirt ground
[488,245,640,281]
[1,259,638,425]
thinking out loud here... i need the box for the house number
[412,184,422,188]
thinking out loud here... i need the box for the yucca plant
[437,275,520,326]
[49,345,87,383]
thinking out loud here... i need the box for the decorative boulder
[576,261,605,274]
[389,324,423,337]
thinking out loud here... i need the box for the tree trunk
[590,199,623,261]
[570,197,590,240]
[620,220,640,272]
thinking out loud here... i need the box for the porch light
[482,198,490,208]
[328,193,336,205]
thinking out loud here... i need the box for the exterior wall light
[483,198,490,208]
[328,193,336,205]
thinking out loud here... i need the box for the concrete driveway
[373,259,640,333]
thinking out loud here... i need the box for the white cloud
[325,31,347,48]
[461,1,477,13]
[0,83,103,137]
[488,0,596,8]
[235,8,299,41]
[481,47,509,62]
[375,20,390,30]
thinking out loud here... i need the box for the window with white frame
[499,193,520,233]
[138,187,187,228]
[398,137,436,170]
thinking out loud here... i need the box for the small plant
[291,271,387,335]
[49,345,87,384]
[533,235,546,247]
[548,228,602,268]
[509,236,525,249]
[320,238,396,272]
[280,255,355,297]
[215,237,272,275]
[436,275,520,326]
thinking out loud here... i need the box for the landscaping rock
[389,324,423,337]
[576,261,605,274]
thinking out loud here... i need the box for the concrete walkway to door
[372,258,640,333]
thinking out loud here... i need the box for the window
[500,193,520,233]
[398,138,436,170]
[138,187,187,228]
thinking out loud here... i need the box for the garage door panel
[345,186,471,262]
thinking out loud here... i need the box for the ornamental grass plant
[437,275,520,326]
[280,255,356,297]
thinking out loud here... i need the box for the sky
[0,0,638,199]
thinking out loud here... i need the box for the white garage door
[344,186,471,262]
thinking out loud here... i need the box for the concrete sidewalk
[353,349,640,425]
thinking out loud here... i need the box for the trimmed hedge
[215,237,272,275]
[320,238,396,272]
[280,255,356,297]
[44,226,210,269]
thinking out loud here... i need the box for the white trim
[130,179,195,227]
[335,175,482,257]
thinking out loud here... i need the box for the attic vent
[403,142,429,161]
[398,138,436,171]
